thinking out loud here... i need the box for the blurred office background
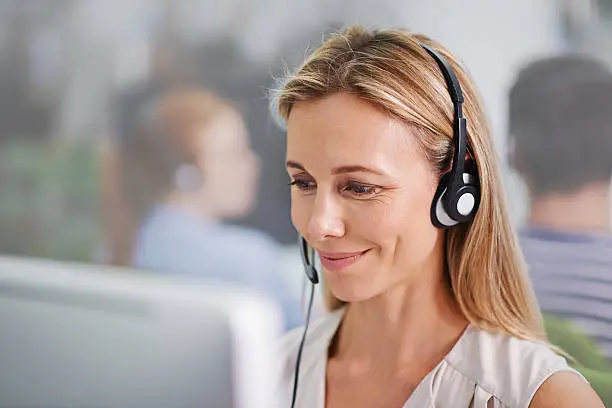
[1,0,609,250]
[1,0,612,375]
[1,0,609,258]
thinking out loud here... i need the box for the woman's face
[286,92,444,302]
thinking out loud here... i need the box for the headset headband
[420,44,468,200]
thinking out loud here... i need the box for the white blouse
[278,308,585,408]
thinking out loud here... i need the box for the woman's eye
[343,183,379,196]
[289,179,316,191]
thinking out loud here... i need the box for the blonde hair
[275,26,547,343]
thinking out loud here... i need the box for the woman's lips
[317,249,371,272]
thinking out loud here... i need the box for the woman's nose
[306,192,346,242]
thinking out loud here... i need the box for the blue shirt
[132,205,303,331]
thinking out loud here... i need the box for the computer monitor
[0,256,283,408]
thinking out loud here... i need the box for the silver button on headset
[457,193,475,216]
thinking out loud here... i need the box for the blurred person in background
[100,33,196,266]
[509,55,612,361]
[121,87,302,331]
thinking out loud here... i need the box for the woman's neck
[332,263,468,372]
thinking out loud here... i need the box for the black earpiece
[299,234,319,284]
[430,159,480,228]
[421,44,481,229]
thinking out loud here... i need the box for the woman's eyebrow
[286,161,385,176]
[330,165,385,176]
[286,160,305,171]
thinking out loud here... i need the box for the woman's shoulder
[445,325,584,407]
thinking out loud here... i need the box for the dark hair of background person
[508,55,612,196]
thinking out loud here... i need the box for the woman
[121,87,303,330]
[276,26,604,407]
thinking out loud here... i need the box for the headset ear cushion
[431,173,459,229]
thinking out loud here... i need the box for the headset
[289,43,480,407]
[422,44,481,229]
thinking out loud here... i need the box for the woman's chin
[325,276,381,304]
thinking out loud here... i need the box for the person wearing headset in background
[122,88,303,331]
[275,26,604,407]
